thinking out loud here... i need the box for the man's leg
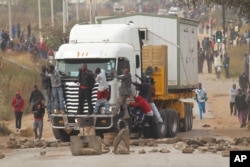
[77,89,84,114]
[86,89,93,115]
[52,88,59,112]
[38,120,43,139]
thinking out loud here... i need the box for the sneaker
[16,128,19,132]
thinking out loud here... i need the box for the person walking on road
[235,88,248,128]
[194,82,207,120]
[244,89,250,123]
[32,99,45,139]
[239,71,249,94]
[11,92,25,131]
[29,85,45,106]
[229,84,237,116]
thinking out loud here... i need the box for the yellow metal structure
[142,45,195,120]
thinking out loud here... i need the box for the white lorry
[50,22,198,142]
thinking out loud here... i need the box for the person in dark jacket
[129,95,158,139]
[235,88,248,128]
[32,99,45,139]
[239,72,249,93]
[29,85,45,105]
[77,64,95,115]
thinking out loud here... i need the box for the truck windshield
[56,58,116,78]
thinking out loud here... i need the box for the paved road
[0,72,233,167]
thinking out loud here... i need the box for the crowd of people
[0,24,53,59]
[10,63,163,139]
[229,78,250,128]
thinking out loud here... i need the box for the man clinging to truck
[77,64,95,115]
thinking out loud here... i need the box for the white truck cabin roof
[55,43,135,59]
[69,23,141,51]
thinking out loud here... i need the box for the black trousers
[15,112,23,129]
[78,88,93,114]
[139,115,158,139]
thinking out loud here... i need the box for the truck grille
[62,81,98,113]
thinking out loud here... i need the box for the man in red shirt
[11,92,25,131]
[129,95,158,139]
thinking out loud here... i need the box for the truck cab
[50,23,143,141]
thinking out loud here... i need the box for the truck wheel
[166,109,179,137]
[187,106,193,131]
[180,104,190,132]
[157,109,168,138]
[52,128,79,142]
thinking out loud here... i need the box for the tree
[204,0,250,16]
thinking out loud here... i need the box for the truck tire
[166,109,179,137]
[180,103,190,132]
[52,128,79,142]
[187,106,193,131]
[157,109,168,138]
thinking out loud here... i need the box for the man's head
[34,85,38,90]
[82,64,87,71]
[198,82,202,89]
[48,65,54,73]
[95,68,101,75]
[41,65,47,72]
[16,92,21,99]
[233,84,236,89]
[123,68,129,74]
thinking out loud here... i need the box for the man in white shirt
[93,68,110,114]
[229,83,237,116]
[194,82,207,120]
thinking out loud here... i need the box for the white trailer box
[97,14,199,90]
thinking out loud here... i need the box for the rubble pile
[1,133,250,158]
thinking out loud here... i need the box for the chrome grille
[62,81,98,113]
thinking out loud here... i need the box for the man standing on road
[29,85,45,106]
[229,84,237,116]
[194,82,207,120]
[32,99,45,139]
[235,88,248,128]
[11,92,25,131]
[239,71,249,94]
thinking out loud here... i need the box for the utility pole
[63,0,66,34]
[51,0,54,27]
[38,0,42,38]
[76,0,79,23]
[8,0,12,39]
[89,0,92,23]
[222,2,226,55]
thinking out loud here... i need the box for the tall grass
[0,53,47,121]
[228,45,249,78]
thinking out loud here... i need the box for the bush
[0,122,12,136]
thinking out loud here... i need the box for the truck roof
[55,43,135,59]
[69,23,140,50]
